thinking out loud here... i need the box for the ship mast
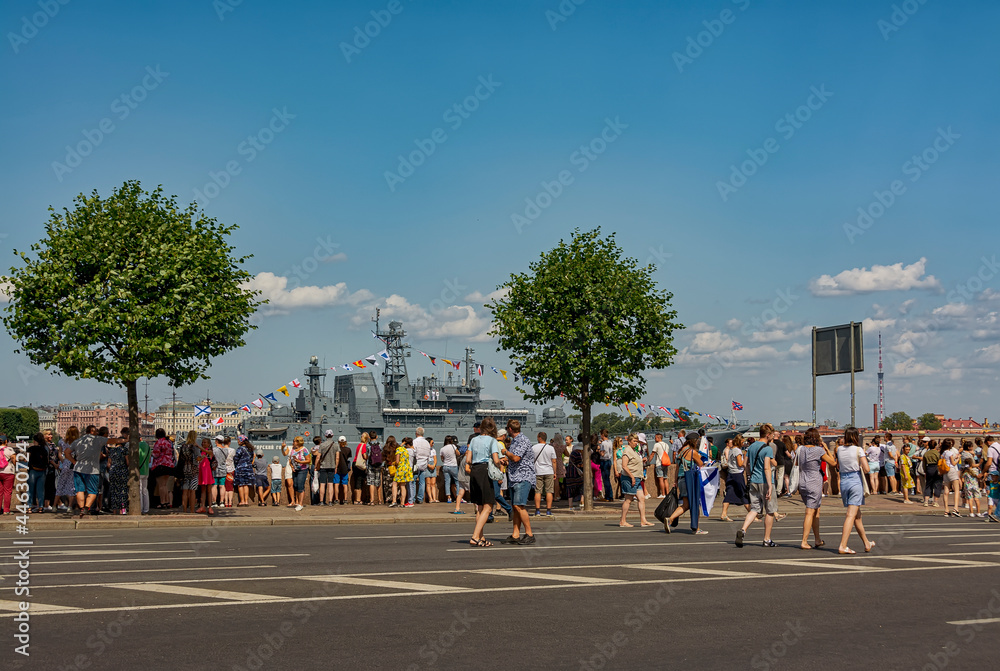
[374,310,411,406]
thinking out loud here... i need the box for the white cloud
[810,258,942,297]
[687,322,715,333]
[931,303,974,318]
[976,344,1000,364]
[726,318,743,331]
[321,252,348,263]
[788,342,809,358]
[862,317,897,331]
[690,331,739,353]
[464,287,509,305]
[0,281,10,303]
[246,272,373,315]
[892,358,939,377]
[978,288,1000,302]
[351,294,493,342]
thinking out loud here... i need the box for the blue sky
[2,0,998,426]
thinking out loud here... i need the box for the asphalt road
[2,514,999,670]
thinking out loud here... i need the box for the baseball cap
[338,435,347,442]
[325,430,334,437]
[215,435,225,442]
[637,432,647,444]
[498,429,507,437]
[921,437,930,442]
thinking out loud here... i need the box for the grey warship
[241,318,579,448]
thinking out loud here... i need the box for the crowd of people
[3,422,997,551]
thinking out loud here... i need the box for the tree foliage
[0,408,40,438]
[3,181,262,513]
[917,412,943,431]
[590,411,700,438]
[880,411,913,432]
[488,228,682,508]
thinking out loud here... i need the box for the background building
[153,400,270,437]
[56,403,155,438]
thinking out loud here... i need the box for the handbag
[788,453,800,495]
[355,443,368,471]
[654,487,679,523]
[938,457,950,475]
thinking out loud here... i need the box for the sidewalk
[0,492,953,530]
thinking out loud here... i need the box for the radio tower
[878,333,884,428]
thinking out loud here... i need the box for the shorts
[333,473,350,485]
[293,469,308,492]
[73,472,100,495]
[620,472,640,497]
[270,479,282,494]
[884,463,896,478]
[366,467,381,487]
[151,465,173,480]
[535,474,554,496]
[991,497,1000,511]
[182,476,199,491]
[655,465,668,478]
[214,476,226,487]
[748,482,777,515]
[256,474,269,489]
[509,480,532,506]
[318,469,336,485]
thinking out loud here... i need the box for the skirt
[840,471,865,507]
[468,463,496,506]
[723,472,749,505]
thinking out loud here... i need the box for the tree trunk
[582,386,593,512]
[126,379,142,515]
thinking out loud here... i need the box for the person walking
[501,420,536,544]
[467,416,502,547]
[720,434,749,521]
[665,434,706,534]
[618,433,656,528]
[796,428,837,549]
[736,424,778,548]
[940,439,963,516]
[836,427,875,554]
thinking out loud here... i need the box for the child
[899,444,914,504]
[269,456,283,506]
[962,453,983,517]
[987,470,1000,523]
[196,438,216,515]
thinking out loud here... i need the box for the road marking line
[6,563,996,618]
[0,541,219,551]
[31,566,277,581]
[0,549,194,558]
[947,617,1000,626]
[881,556,996,567]
[632,565,757,577]
[480,569,623,584]
[0,600,79,612]
[950,542,1000,546]
[302,576,463,592]
[108,583,283,602]
[904,534,1000,540]
[23,554,307,566]
[762,560,877,571]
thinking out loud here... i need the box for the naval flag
[364,355,379,367]
[240,405,251,413]
[476,364,483,376]
[290,379,302,389]
[251,398,264,409]
[263,393,278,404]
[213,417,225,425]
[277,386,289,397]
[194,405,211,417]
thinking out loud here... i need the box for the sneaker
[44,506,54,512]
[988,514,1000,523]
[294,505,303,511]
[518,535,536,545]
[486,515,495,524]
[388,502,398,508]
[404,503,414,508]
[762,539,777,547]
[501,535,519,545]
[545,510,554,517]
[533,511,542,516]
[446,498,453,503]
[735,529,745,548]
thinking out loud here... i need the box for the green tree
[917,412,942,431]
[3,181,262,514]
[0,408,39,438]
[880,411,913,432]
[488,228,682,510]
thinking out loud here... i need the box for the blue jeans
[600,459,614,500]
[492,480,511,515]
[408,480,416,502]
[415,467,431,503]
[28,469,46,508]
[442,466,459,498]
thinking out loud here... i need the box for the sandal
[640,522,656,527]
[476,538,493,547]
[468,538,480,547]
[838,547,856,555]
[865,541,876,553]
[720,516,733,522]
[619,523,634,528]
[815,540,825,549]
